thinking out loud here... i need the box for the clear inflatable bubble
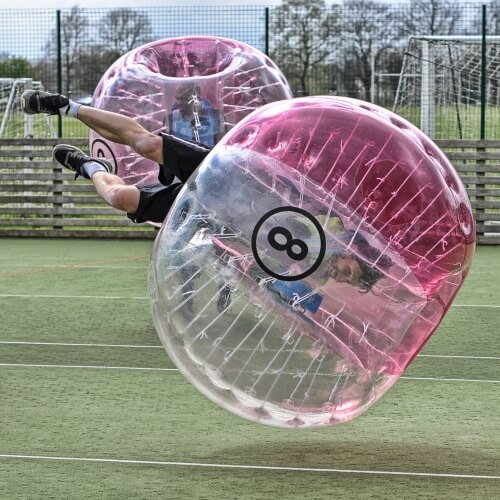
[89,36,292,185]
[149,96,475,428]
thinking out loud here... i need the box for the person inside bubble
[20,88,216,225]
[204,169,393,311]
[321,231,393,293]
[169,83,219,146]
[264,230,393,315]
[215,215,393,314]
[273,210,392,292]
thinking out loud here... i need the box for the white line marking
[418,354,500,361]
[0,294,149,300]
[0,343,497,361]
[0,363,498,383]
[0,341,162,349]
[0,265,148,270]
[0,454,498,480]
[0,294,499,308]
[401,376,500,383]
[452,304,500,308]
[0,363,175,371]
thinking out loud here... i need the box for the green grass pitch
[0,238,499,499]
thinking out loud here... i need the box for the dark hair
[343,231,393,293]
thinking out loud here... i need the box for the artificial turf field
[0,238,498,499]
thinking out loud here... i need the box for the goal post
[0,78,55,138]
[394,35,500,139]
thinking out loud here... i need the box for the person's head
[325,254,364,287]
[326,232,392,293]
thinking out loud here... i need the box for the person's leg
[90,172,140,213]
[76,106,163,164]
[52,144,140,214]
[21,90,164,164]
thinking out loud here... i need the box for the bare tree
[75,45,121,96]
[402,0,462,36]
[491,0,500,35]
[343,0,401,102]
[60,6,89,95]
[43,6,89,96]
[270,0,340,96]
[98,9,152,55]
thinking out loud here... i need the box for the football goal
[393,36,500,139]
[0,78,55,138]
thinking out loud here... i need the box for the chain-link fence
[0,2,498,139]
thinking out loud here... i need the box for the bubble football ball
[89,36,292,185]
[149,96,475,428]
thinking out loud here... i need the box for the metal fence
[0,2,498,140]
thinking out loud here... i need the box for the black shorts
[127,182,183,224]
[158,133,212,185]
[128,133,213,224]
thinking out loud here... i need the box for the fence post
[480,4,487,140]
[56,10,63,138]
[476,4,487,239]
[264,7,269,56]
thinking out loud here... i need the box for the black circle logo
[91,139,118,174]
[251,206,326,282]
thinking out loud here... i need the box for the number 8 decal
[251,206,326,282]
[267,227,309,261]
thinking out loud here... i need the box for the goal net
[0,78,55,138]
[393,36,500,139]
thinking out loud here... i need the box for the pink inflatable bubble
[149,96,475,428]
[89,36,292,185]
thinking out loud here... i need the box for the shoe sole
[21,90,39,115]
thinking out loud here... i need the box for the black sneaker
[21,90,69,115]
[52,144,114,179]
